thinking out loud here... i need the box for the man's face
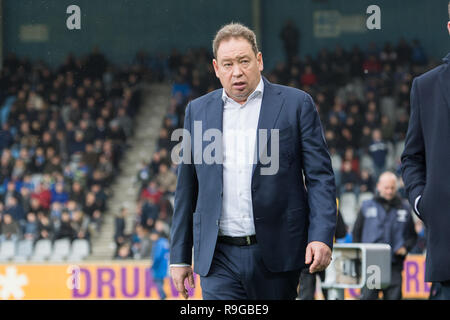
[377,175,397,201]
[213,37,263,104]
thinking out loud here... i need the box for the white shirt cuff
[170,263,191,267]
[414,195,422,216]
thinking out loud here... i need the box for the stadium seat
[360,154,374,174]
[30,239,53,262]
[67,239,90,261]
[13,239,34,262]
[358,192,374,208]
[49,239,72,262]
[0,240,16,262]
[340,192,358,231]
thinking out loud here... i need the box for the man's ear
[257,52,264,72]
[447,21,450,35]
[212,59,220,78]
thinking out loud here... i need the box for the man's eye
[224,63,232,67]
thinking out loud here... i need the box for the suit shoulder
[189,89,222,109]
[270,83,315,113]
[414,62,446,86]
[272,83,310,100]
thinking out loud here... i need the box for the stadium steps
[87,82,171,261]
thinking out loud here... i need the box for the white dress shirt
[170,78,264,267]
[219,77,264,237]
[414,195,422,217]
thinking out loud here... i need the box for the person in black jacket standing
[401,2,450,299]
[353,171,417,300]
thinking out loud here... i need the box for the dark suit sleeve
[169,102,198,265]
[401,79,426,216]
[300,93,337,249]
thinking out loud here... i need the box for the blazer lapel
[205,90,224,181]
[252,77,285,177]
[439,53,450,109]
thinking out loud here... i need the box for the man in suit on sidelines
[401,2,450,299]
[170,23,337,300]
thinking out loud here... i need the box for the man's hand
[305,241,332,274]
[395,246,407,256]
[170,266,195,299]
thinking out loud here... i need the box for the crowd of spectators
[0,47,145,252]
[131,37,437,256]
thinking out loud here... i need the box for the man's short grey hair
[448,1,450,19]
[212,22,259,59]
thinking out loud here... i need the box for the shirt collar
[222,77,264,107]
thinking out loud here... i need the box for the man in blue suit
[401,4,450,299]
[170,23,337,300]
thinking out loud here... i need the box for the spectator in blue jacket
[150,228,169,300]
[51,182,69,205]
[5,196,25,223]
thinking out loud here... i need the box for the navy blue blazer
[170,77,337,277]
[401,53,450,282]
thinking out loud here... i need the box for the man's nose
[232,64,243,77]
